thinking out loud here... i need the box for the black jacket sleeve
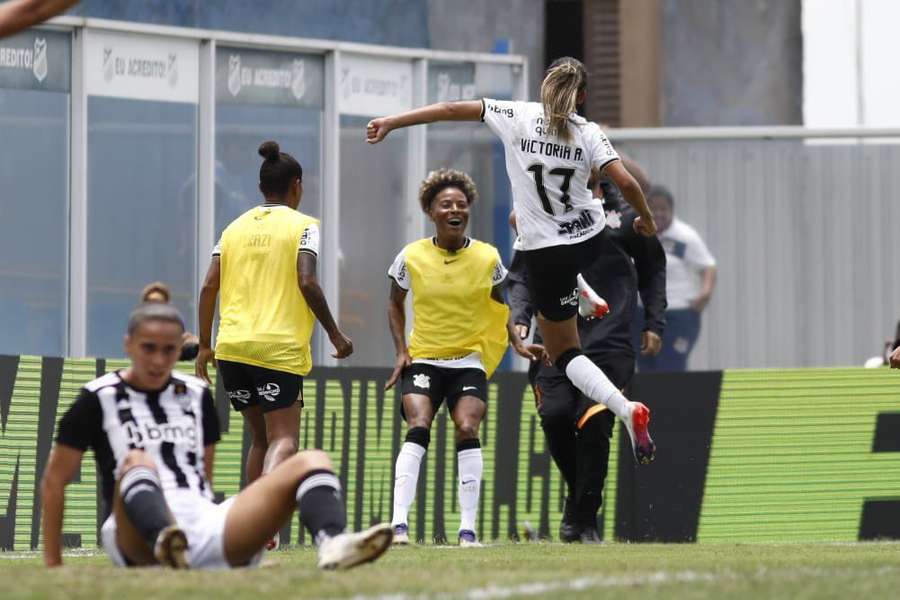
[627,228,667,336]
[506,251,534,327]
[179,341,200,362]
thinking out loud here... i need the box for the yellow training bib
[215,205,317,376]
[403,238,510,377]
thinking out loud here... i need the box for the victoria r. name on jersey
[520,138,584,162]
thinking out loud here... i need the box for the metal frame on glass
[39,16,527,359]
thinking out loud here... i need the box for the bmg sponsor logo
[488,102,514,119]
[124,421,198,446]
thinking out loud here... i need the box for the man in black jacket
[508,171,667,542]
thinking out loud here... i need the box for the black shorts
[520,230,612,322]
[399,363,486,420]
[217,360,303,413]
[531,352,634,425]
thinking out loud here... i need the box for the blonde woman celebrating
[368,57,658,466]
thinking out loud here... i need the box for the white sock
[457,447,483,533]
[391,442,426,526]
[564,354,630,419]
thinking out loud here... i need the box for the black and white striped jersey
[55,370,221,506]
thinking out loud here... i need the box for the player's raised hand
[366,117,392,144]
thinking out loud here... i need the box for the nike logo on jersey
[462,385,478,392]
[444,258,459,264]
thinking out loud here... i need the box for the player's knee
[120,449,156,473]
[267,432,298,453]
[406,414,432,430]
[455,422,480,442]
[294,449,333,472]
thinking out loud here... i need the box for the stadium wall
[1,356,898,550]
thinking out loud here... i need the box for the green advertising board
[1,356,898,551]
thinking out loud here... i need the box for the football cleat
[559,496,579,543]
[579,525,602,545]
[576,274,610,320]
[317,523,393,570]
[392,523,410,545]
[621,401,656,465]
[265,532,280,551]
[154,524,189,569]
[458,529,481,547]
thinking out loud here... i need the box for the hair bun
[258,140,280,161]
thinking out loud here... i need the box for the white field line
[328,570,724,600]
[0,549,107,560]
[328,566,900,600]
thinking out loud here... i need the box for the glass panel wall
[214,47,326,362]
[86,98,198,357]
[338,117,409,367]
[84,32,199,357]
[214,48,324,235]
[337,55,413,367]
[425,62,520,369]
[425,62,520,260]
[0,31,71,356]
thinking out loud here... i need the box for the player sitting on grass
[41,302,392,569]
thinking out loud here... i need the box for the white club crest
[605,209,622,230]
[228,54,242,97]
[32,37,47,83]
[167,53,179,87]
[102,47,115,82]
[412,373,431,389]
[291,59,306,101]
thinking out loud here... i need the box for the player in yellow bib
[385,169,544,546]
[196,141,352,503]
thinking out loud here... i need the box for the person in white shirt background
[637,185,717,372]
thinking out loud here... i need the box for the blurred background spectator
[637,185,716,372]
[141,281,200,361]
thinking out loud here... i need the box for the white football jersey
[481,98,620,251]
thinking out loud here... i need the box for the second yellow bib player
[384,168,544,546]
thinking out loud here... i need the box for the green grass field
[3,542,900,599]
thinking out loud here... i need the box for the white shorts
[100,490,265,569]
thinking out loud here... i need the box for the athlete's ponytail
[258,140,303,198]
[540,57,587,142]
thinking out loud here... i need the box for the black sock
[120,466,171,548]
[296,469,346,545]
